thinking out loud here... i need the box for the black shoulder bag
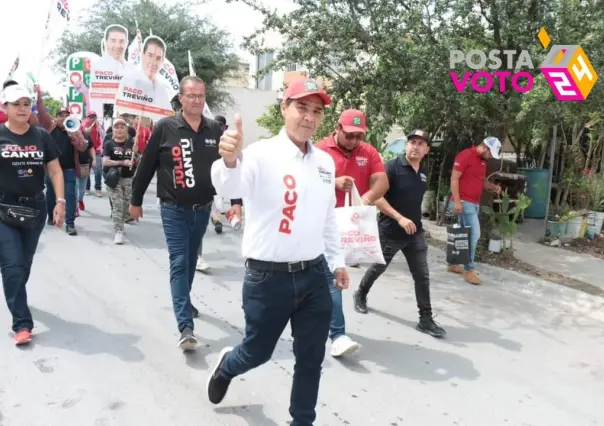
[103,167,121,189]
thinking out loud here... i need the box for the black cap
[214,115,227,125]
[406,129,430,144]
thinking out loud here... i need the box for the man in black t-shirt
[354,130,446,339]
[46,109,88,235]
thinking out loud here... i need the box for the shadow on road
[184,345,209,370]
[371,308,523,352]
[214,404,279,426]
[346,331,480,382]
[29,307,145,362]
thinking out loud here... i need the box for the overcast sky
[2,0,292,98]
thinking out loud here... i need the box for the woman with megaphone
[46,109,88,236]
[0,84,66,345]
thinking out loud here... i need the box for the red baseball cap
[283,78,331,106]
[338,109,367,133]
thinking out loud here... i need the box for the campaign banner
[89,24,136,112]
[127,30,178,101]
[158,58,179,100]
[66,51,99,118]
[55,0,70,21]
[115,35,174,121]
[127,29,143,67]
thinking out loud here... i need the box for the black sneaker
[177,327,199,351]
[207,347,233,404]
[66,226,77,236]
[191,304,199,318]
[416,317,446,338]
[353,290,368,314]
[214,222,223,234]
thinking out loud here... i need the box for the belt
[160,200,211,211]
[0,192,45,203]
[245,255,323,273]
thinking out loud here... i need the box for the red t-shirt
[0,110,8,124]
[315,132,385,207]
[82,118,102,152]
[453,147,487,204]
[136,126,151,154]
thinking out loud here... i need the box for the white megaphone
[64,115,81,133]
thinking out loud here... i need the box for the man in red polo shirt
[315,109,389,357]
[448,137,502,285]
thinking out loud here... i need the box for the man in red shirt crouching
[315,110,389,357]
[448,137,502,285]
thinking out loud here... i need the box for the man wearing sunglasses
[315,109,389,357]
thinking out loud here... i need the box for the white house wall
[216,87,279,147]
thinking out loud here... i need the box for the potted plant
[586,173,604,234]
[481,191,532,252]
[547,205,572,238]
[564,209,588,239]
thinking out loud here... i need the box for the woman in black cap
[0,84,65,345]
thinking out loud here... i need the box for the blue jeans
[160,201,211,332]
[46,169,77,226]
[77,177,88,202]
[325,269,345,341]
[0,193,47,332]
[458,201,481,270]
[94,152,103,190]
[220,256,332,426]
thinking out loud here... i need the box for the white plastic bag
[335,184,386,264]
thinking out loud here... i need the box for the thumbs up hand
[219,114,243,166]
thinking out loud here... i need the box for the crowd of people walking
[0,75,502,426]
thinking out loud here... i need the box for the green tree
[53,0,239,109]
[256,100,339,142]
[239,0,604,161]
[42,92,63,117]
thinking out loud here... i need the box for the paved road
[1,188,604,426]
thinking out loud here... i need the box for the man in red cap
[208,77,348,425]
[315,109,389,357]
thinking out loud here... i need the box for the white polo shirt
[211,129,345,272]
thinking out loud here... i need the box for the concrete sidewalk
[1,190,603,426]
[423,220,604,291]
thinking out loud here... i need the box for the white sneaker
[330,335,360,358]
[114,231,124,245]
[196,257,210,272]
